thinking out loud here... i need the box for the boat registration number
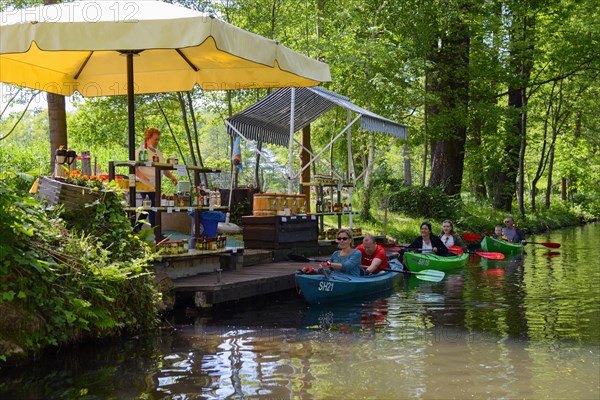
[417,259,430,266]
[318,281,334,292]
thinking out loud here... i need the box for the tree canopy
[1,0,599,216]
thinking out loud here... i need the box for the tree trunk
[47,93,67,175]
[545,146,554,208]
[177,93,197,166]
[254,141,263,191]
[494,12,535,212]
[422,62,429,186]
[45,0,67,176]
[360,132,375,221]
[187,92,205,168]
[428,17,470,196]
[471,117,487,199]
[403,143,411,185]
[300,125,312,213]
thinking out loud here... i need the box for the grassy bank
[322,197,587,244]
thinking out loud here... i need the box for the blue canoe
[295,264,403,304]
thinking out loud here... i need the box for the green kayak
[481,236,523,256]
[405,252,469,272]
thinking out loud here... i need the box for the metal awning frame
[226,86,409,192]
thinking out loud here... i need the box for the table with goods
[108,160,228,252]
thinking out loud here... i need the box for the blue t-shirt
[330,249,362,276]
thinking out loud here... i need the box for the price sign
[167,207,173,213]
[176,164,186,176]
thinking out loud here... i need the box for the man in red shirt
[356,233,389,274]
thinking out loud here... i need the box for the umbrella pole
[126,52,137,207]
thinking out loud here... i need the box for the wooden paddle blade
[381,265,445,282]
[475,251,505,260]
[414,269,445,282]
[448,246,464,255]
[463,232,482,241]
[529,241,561,248]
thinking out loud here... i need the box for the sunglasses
[504,220,512,223]
[336,237,349,241]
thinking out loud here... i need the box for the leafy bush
[0,181,159,364]
[385,180,461,220]
[572,192,600,220]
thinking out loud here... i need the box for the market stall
[226,86,409,246]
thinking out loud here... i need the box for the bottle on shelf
[143,195,151,208]
[161,193,168,207]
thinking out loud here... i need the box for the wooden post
[300,125,312,213]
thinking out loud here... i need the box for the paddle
[378,267,445,282]
[464,231,560,249]
[289,254,445,282]
[448,246,505,260]
[288,254,328,263]
[463,232,483,242]
[527,241,561,249]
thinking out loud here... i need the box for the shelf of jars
[300,179,356,232]
[108,160,225,244]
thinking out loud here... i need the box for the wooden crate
[242,215,318,249]
[37,176,104,212]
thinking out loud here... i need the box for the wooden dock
[171,261,305,308]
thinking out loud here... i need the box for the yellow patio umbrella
[0,0,330,204]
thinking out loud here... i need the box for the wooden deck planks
[172,261,304,292]
[171,261,308,308]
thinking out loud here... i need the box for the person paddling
[320,229,362,276]
[400,221,449,268]
[356,233,389,275]
[502,216,526,244]
[440,219,466,252]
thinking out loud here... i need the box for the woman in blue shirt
[320,228,362,276]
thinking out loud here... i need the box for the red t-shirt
[356,244,389,273]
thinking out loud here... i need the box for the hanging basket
[36,176,105,212]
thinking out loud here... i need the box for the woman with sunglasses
[319,228,362,276]
[440,219,466,251]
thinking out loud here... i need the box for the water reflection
[1,224,599,399]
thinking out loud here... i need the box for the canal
[1,223,599,399]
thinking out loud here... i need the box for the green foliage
[385,179,461,220]
[0,181,159,363]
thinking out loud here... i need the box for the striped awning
[226,86,408,146]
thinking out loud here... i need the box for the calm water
[1,224,599,399]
